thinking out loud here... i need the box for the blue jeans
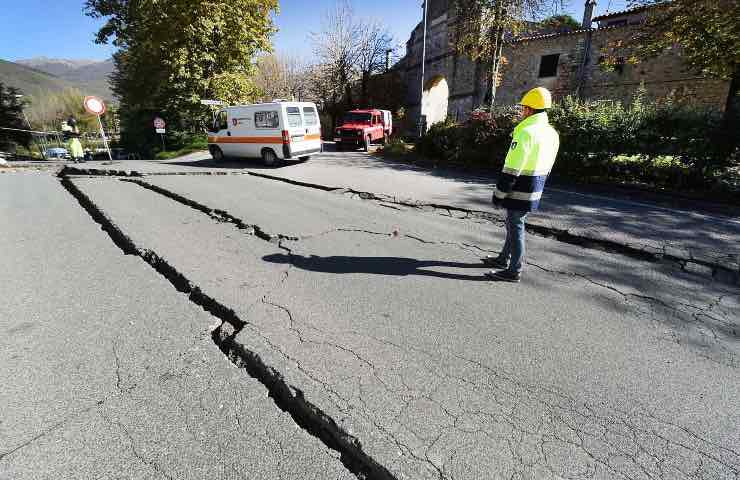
[499,209,528,273]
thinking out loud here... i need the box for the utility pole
[419,0,429,136]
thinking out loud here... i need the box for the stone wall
[400,2,731,132]
[497,26,731,109]
[582,28,731,108]
[403,0,486,127]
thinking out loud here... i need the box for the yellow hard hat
[519,87,552,109]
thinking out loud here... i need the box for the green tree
[26,88,103,132]
[452,0,564,107]
[538,14,580,32]
[85,0,278,154]
[0,82,31,150]
[621,0,740,151]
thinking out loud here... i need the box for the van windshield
[343,112,371,124]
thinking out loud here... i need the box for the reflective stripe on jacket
[493,112,559,212]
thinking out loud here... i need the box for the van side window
[286,107,302,128]
[303,107,318,126]
[214,111,228,131]
[255,111,279,129]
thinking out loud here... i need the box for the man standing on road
[66,133,85,164]
[484,87,560,282]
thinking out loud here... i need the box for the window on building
[598,56,626,75]
[614,57,626,74]
[538,54,560,78]
[255,111,279,129]
[606,19,628,27]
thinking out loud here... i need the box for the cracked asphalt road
[64,148,740,275]
[0,174,352,480]
[2,165,738,479]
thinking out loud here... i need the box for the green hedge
[416,92,738,192]
[154,132,208,160]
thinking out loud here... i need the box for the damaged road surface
[0,174,354,479]
[53,173,740,480]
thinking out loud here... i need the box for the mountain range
[0,57,114,100]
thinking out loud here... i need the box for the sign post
[154,117,166,152]
[83,96,112,161]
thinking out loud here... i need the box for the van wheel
[363,136,371,152]
[262,149,279,167]
[210,146,224,162]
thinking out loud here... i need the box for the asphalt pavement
[0,173,352,479]
[62,146,740,278]
[64,172,739,479]
[2,150,738,479]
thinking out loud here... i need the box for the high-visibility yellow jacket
[493,112,559,212]
[67,137,84,159]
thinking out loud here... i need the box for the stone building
[400,0,731,130]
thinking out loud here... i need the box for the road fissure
[59,176,399,480]
[111,177,739,363]
[58,166,740,285]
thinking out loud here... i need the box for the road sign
[84,96,106,116]
[154,117,166,129]
[156,128,166,134]
[83,96,111,161]
[200,99,223,106]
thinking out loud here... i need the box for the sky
[0,0,630,62]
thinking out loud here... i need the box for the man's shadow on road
[262,253,489,281]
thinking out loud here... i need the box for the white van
[208,101,322,166]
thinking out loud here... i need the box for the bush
[379,137,413,156]
[154,133,208,160]
[415,92,734,192]
[416,106,518,168]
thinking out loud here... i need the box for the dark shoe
[484,270,521,283]
[481,256,508,269]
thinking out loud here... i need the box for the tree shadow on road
[263,253,491,281]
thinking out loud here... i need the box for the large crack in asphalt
[59,176,397,480]
[246,172,740,286]
[57,174,740,478]
[80,165,740,284]
[60,166,739,285]
[120,178,737,350]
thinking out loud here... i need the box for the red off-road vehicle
[334,109,392,151]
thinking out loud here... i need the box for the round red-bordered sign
[84,96,106,116]
[154,117,166,129]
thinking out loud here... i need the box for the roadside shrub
[380,137,412,156]
[415,91,733,192]
[154,132,208,160]
[416,106,518,167]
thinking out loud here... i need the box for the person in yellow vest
[483,87,560,282]
[66,133,85,164]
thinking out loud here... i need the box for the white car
[207,101,322,166]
